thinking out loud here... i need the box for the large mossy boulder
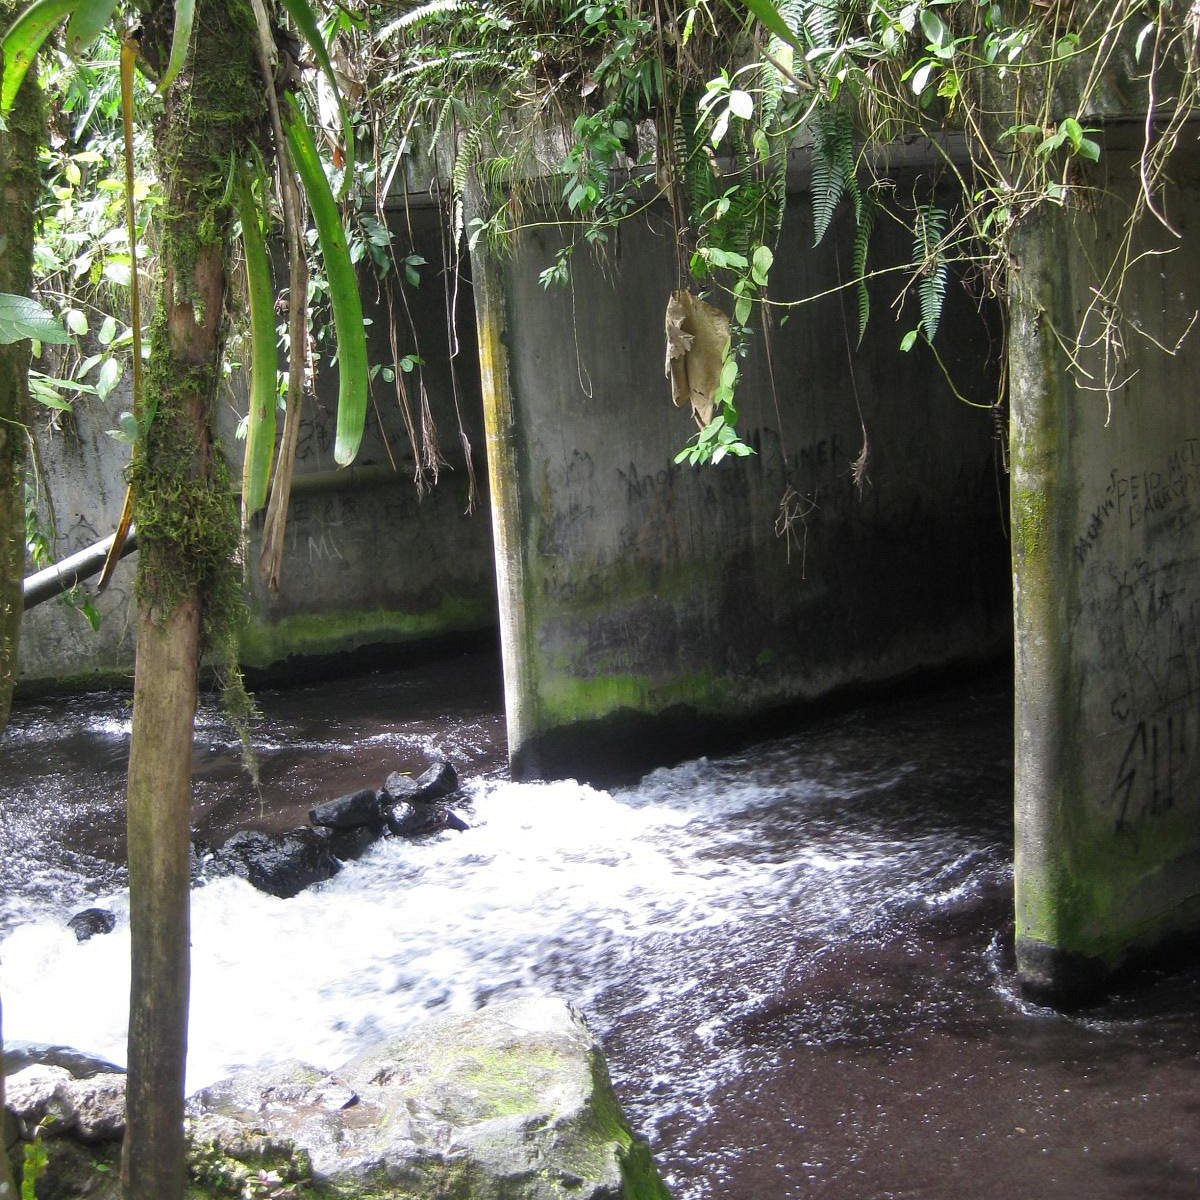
[186,992,669,1199]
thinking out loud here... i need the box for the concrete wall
[472,184,1012,780]
[1011,138,1200,1001]
[18,203,496,690]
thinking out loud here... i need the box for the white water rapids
[4,661,1198,1199]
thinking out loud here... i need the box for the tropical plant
[0,1,373,1197]
[368,0,1200,473]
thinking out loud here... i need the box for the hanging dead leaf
[664,290,730,427]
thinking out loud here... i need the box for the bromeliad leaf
[282,91,368,466]
[279,0,356,196]
[0,292,72,344]
[237,169,278,520]
[1,0,82,112]
[64,0,117,57]
[157,0,195,92]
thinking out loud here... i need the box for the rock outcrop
[3,994,670,1200]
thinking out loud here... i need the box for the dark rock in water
[318,822,381,863]
[382,759,459,806]
[309,787,381,830]
[386,802,469,838]
[380,771,421,804]
[66,908,116,943]
[386,801,465,840]
[3,1043,124,1079]
[208,828,341,899]
[414,759,458,801]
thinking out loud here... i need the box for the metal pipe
[23,528,138,611]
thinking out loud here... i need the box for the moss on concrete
[238,597,494,668]
[533,668,721,728]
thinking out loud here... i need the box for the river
[2,651,1198,1198]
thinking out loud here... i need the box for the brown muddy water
[1,651,1198,1199]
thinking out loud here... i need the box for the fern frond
[811,104,852,245]
[452,123,484,198]
[914,203,949,342]
[852,193,875,346]
[803,0,840,51]
[376,0,472,41]
[677,93,717,229]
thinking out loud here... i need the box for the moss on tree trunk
[0,16,45,1197]
[122,4,264,1198]
[0,1,43,736]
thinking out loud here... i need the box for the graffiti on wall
[1082,441,1200,833]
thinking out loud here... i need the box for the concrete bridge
[18,130,1200,1006]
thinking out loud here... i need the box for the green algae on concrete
[1008,160,1200,1003]
[238,596,494,670]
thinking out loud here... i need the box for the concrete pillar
[1011,147,1200,1002]
[470,189,1011,781]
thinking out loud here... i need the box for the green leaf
[751,244,773,287]
[0,292,72,344]
[1134,21,1155,63]
[157,0,195,93]
[1,0,81,113]
[283,91,368,467]
[280,0,356,196]
[733,0,802,51]
[900,328,918,352]
[78,593,101,631]
[919,8,947,47]
[64,0,117,57]
[728,89,754,120]
[96,355,122,398]
[1076,137,1101,163]
[910,61,934,96]
[29,381,73,410]
[64,307,88,335]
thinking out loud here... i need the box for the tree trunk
[121,4,263,1196]
[0,1,43,736]
[122,598,199,1200]
[0,21,45,1198]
